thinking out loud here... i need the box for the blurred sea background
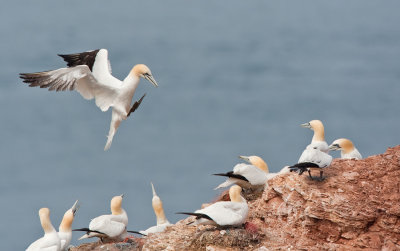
[1,1,400,249]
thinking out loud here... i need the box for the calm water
[1,1,400,249]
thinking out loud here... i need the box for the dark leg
[127,93,146,117]
[318,170,325,181]
[308,169,314,180]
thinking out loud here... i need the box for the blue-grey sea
[1,1,400,250]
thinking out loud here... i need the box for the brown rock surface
[71,146,400,250]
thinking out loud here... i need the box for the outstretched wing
[20,65,117,112]
[58,49,112,74]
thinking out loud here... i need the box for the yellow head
[301,119,325,141]
[329,138,355,154]
[151,183,168,225]
[59,200,78,232]
[239,155,269,173]
[229,185,244,203]
[130,64,158,87]
[111,195,124,215]
[39,208,54,233]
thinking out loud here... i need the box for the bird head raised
[151,183,168,225]
[39,208,55,233]
[111,195,124,215]
[59,200,79,231]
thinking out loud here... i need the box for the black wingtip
[127,230,147,236]
[72,227,90,232]
[176,212,193,215]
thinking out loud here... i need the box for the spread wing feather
[20,65,117,112]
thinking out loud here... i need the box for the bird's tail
[73,228,105,240]
[104,111,123,151]
[288,162,319,175]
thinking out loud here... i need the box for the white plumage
[299,120,329,157]
[20,49,158,150]
[77,195,128,240]
[214,155,269,190]
[290,144,333,180]
[299,144,333,168]
[140,183,172,235]
[58,200,78,251]
[26,208,61,251]
[178,185,248,226]
[329,138,362,160]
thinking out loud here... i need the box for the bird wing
[200,202,248,226]
[234,164,267,186]
[26,237,43,251]
[26,234,60,251]
[20,65,118,112]
[58,49,101,71]
[88,215,126,238]
[298,146,332,168]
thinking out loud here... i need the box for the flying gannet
[26,208,61,251]
[74,194,128,241]
[214,155,271,190]
[299,120,329,161]
[177,185,248,227]
[58,200,79,251]
[289,144,333,181]
[19,49,158,150]
[329,138,362,160]
[139,183,172,235]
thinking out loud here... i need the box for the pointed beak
[71,200,79,215]
[120,194,124,198]
[300,122,311,128]
[329,144,340,151]
[151,182,157,197]
[144,74,158,87]
[238,155,250,163]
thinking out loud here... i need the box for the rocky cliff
[71,146,400,251]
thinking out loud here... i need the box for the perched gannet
[329,138,362,160]
[19,49,158,150]
[140,183,172,235]
[289,144,333,181]
[26,208,61,251]
[214,155,270,190]
[58,200,79,251]
[177,185,248,226]
[74,195,128,241]
[299,120,329,160]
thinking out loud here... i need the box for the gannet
[26,208,61,251]
[299,120,329,161]
[214,155,271,189]
[19,49,158,150]
[177,185,248,226]
[58,200,79,251]
[289,144,333,181]
[329,138,362,160]
[74,195,128,241]
[139,183,172,235]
